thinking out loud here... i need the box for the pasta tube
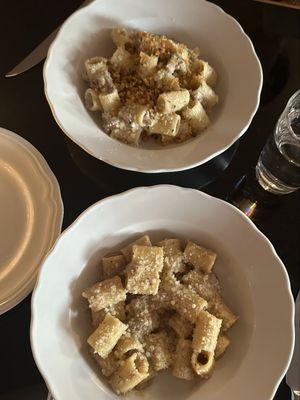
[88,313,127,358]
[92,351,119,377]
[125,245,164,295]
[193,80,218,109]
[191,349,215,378]
[209,295,239,331]
[91,301,125,327]
[114,334,143,359]
[144,331,173,371]
[101,254,126,280]
[99,89,120,115]
[111,27,133,47]
[157,89,190,113]
[191,310,221,378]
[82,276,126,312]
[192,59,217,87]
[84,56,108,83]
[139,52,158,76]
[171,285,207,323]
[84,88,101,111]
[110,47,134,71]
[121,235,152,261]
[215,334,230,359]
[184,240,217,273]
[192,310,222,353]
[110,127,142,146]
[109,352,149,394]
[172,339,194,380]
[149,113,181,137]
[168,313,193,338]
[182,101,210,134]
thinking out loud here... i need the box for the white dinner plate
[44,0,262,173]
[0,127,63,314]
[31,185,294,400]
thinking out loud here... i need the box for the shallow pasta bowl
[44,0,262,173]
[31,185,293,400]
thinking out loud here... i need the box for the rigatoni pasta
[110,127,142,145]
[91,301,125,327]
[114,334,143,359]
[125,296,160,338]
[82,234,238,395]
[126,245,164,295]
[82,275,126,312]
[172,338,194,380]
[193,80,218,109]
[182,269,220,301]
[157,89,190,113]
[182,100,210,134]
[109,352,149,394]
[149,112,181,137]
[111,27,132,47]
[98,89,120,115]
[102,254,126,280]
[84,88,101,111]
[171,285,208,323]
[84,56,108,84]
[191,349,215,378]
[92,351,119,377]
[139,52,158,77]
[120,234,152,261]
[83,28,218,146]
[215,334,230,359]
[208,295,239,331]
[168,313,194,339]
[87,313,127,358]
[110,47,134,71]
[191,311,222,378]
[144,331,173,371]
[191,59,217,87]
[157,238,184,274]
[184,240,217,273]
[192,311,222,353]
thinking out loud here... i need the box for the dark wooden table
[0,1,299,399]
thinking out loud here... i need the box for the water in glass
[256,90,300,194]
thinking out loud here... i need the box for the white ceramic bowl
[31,185,294,400]
[44,0,262,173]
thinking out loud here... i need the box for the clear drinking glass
[256,90,300,194]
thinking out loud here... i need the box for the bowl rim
[31,185,294,400]
[43,0,263,173]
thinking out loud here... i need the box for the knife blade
[254,0,300,10]
[5,28,59,77]
[286,291,300,399]
[5,0,91,78]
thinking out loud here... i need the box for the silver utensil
[5,29,59,77]
[286,291,300,399]
[5,0,91,77]
[254,0,300,10]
